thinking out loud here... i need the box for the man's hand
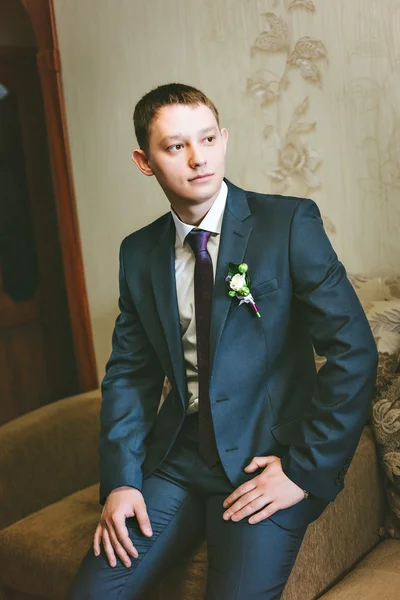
[93,486,152,568]
[222,455,305,524]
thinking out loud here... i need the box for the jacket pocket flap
[270,415,303,445]
[252,277,279,299]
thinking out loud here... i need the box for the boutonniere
[225,262,261,318]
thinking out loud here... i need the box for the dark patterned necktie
[186,229,220,467]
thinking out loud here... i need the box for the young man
[68,83,378,599]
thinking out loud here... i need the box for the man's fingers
[248,501,281,524]
[223,490,264,521]
[231,495,269,522]
[107,526,135,568]
[134,501,153,537]
[223,480,257,509]
[101,527,117,567]
[244,456,277,471]
[93,524,102,556]
[112,516,138,558]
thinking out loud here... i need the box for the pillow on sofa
[366,300,400,376]
[348,274,400,304]
[348,274,400,376]
[372,371,400,539]
[352,280,400,539]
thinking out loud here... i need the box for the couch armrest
[0,390,101,530]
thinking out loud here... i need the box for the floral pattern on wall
[244,2,335,233]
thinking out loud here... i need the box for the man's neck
[171,196,215,226]
[169,182,223,226]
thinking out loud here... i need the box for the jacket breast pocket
[252,277,279,300]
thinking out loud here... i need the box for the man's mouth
[189,173,213,181]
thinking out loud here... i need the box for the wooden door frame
[20,0,98,391]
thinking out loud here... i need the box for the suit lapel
[210,180,253,376]
[150,216,188,408]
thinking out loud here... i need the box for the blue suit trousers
[67,414,311,600]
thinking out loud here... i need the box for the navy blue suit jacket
[99,178,378,529]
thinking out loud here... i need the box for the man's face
[133,103,228,207]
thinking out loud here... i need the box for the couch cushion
[319,539,400,599]
[0,390,102,532]
[0,484,160,600]
[0,484,100,598]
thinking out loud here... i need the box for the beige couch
[0,389,399,599]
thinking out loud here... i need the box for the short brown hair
[133,83,220,154]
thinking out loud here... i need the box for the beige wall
[53,0,400,379]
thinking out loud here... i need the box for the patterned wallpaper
[53,0,400,375]
[226,0,399,274]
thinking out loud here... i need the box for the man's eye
[205,136,215,143]
[168,144,183,151]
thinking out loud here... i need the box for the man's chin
[186,189,219,204]
[187,176,223,196]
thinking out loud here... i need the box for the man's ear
[132,149,154,176]
[220,127,229,152]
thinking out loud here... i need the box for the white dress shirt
[170,180,228,415]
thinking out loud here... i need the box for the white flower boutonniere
[225,262,261,318]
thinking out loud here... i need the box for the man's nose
[189,145,207,168]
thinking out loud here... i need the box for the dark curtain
[0,88,39,302]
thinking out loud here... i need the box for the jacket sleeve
[99,239,165,505]
[280,199,378,502]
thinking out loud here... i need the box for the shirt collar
[171,179,228,247]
